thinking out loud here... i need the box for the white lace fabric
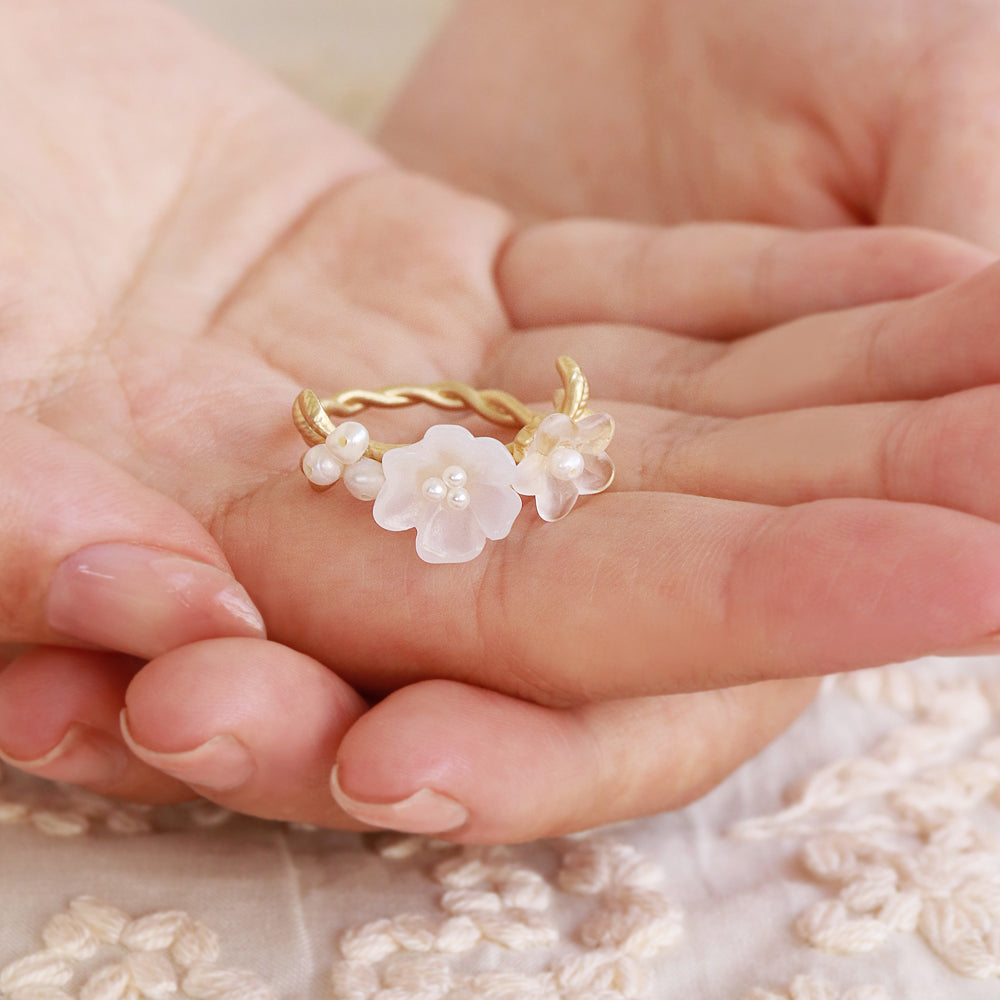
[3,657,1000,998]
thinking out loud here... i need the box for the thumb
[331,678,818,843]
[1,414,264,657]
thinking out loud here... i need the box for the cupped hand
[3,0,1000,842]
[381,0,1000,248]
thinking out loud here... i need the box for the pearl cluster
[422,464,472,511]
[301,421,385,500]
[300,409,615,562]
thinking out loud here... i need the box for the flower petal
[514,452,549,497]
[471,483,523,540]
[574,412,615,453]
[578,451,615,495]
[534,476,580,522]
[380,442,436,483]
[535,412,577,454]
[373,477,428,531]
[463,436,518,487]
[419,423,479,464]
[415,507,486,563]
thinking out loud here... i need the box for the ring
[292,357,614,564]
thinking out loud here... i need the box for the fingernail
[0,723,129,786]
[48,543,266,658]
[330,764,469,833]
[120,711,255,792]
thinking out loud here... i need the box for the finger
[0,647,191,801]
[332,678,818,842]
[497,219,995,337]
[686,261,1000,413]
[228,477,1000,706]
[603,384,1000,524]
[0,414,265,655]
[488,259,1000,416]
[121,638,368,826]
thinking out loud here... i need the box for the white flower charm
[301,421,386,500]
[294,358,617,563]
[373,424,523,564]
[514,411,615,521]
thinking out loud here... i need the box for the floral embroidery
[733,661,1000,981]
[331,836,684,1000]
[0,897,274,1000]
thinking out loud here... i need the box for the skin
[381,0,1000,246]
[2,0,1000,842]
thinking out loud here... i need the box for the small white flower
[302,421,386,499]
[514,411,614,521]
[373,424,522,563]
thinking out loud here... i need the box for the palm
[3,7,502,493]
[3,2,520,647]
[381,0,1000,246]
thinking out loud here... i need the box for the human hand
[2,0,1000,843]
[319,0,1000,839]
[381,0,1000,248]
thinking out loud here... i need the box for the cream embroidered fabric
[3,656,1000,998]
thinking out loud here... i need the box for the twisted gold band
[293,356,592,461]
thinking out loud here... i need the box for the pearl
[548,446,585,481]
[343,458,386,501]
[446,486,471,511]
[422,476,447,503]
[302,445,342,486]
[326,421,370,464]
[442,465,468,489]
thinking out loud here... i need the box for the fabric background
[4,656,1000,998]
[3,5,1000,998]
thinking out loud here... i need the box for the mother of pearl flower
[514,411,615,521]
[373,424,523,564]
